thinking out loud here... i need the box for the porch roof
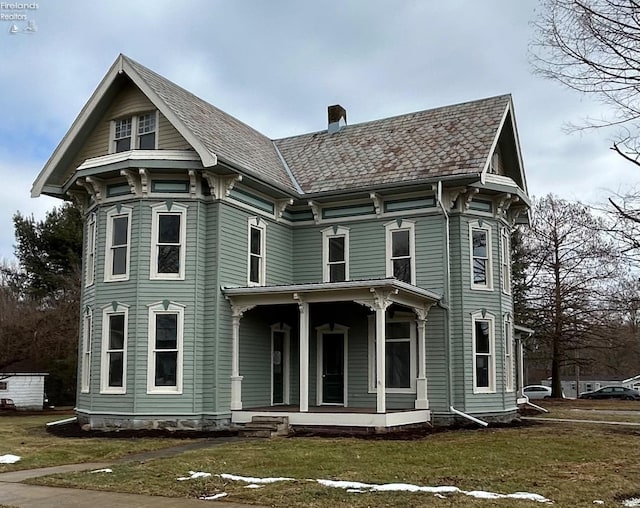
[222,277,442,314]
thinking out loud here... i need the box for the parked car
[579,386,640,400]
[522,385,552,400]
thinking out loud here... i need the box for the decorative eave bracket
[121,169,142,196]
[308,200,321,224]
[275,198,294,220]
[202,171,242,200]
[370,192,383,217]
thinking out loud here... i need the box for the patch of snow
[177,471,212,481]
[218,473,293,484]
[0,454,20,464]
[213,472,553,504]
[90,468,112,473]
[244,484,263,489]
[315,478,550,503]
[623,498,640,507]
[593,501,604,505]
[200,493,228,501]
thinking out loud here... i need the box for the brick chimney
[328,104,347,134]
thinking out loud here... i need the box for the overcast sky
[0,0,637,261]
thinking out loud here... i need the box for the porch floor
[232,405,431,428]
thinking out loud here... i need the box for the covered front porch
[222,278,441,429]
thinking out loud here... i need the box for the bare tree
[531,0,640,143]
[524,195,620,396]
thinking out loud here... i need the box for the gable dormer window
[112,112,157,153]
[114,118,132,152]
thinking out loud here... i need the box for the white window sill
[147,388,182,395]
[473,388,496,394]
[100,388,126,395]
[105,276,130,283]
[470,285,494,292]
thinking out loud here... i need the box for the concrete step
[237,415,290,438]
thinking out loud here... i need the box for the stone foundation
[432,409,519,427]
[77,412,231,432]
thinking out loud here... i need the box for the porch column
[415,310,429,410]
[230,308,244,410]
[373,291,389,414]
[296,296,309,413]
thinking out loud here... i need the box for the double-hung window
[385,220,416,284]
[501,228,511,294]
[112,111,158,153]
[470,222,492,290]
[504,315,514,392]
[322,226,349,282]
[472,311,495,393]
[81,307,93,393]
[368,313,416,393]
[85,212,96,287]
[105,206,132,282]
[247,217,266,286]
[150,203,187,280]
[147,302,184,394]
[101,303,128,394]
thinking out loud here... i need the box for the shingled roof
[275,95,511,194]
[122,57,296,193]
[33,55,519,199]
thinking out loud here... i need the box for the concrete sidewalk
[0,438,262,507]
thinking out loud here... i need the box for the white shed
[0,361,48,410]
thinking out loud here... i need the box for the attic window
[112,112,158,153]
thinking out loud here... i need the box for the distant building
[0,361,48,410]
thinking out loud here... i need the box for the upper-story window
[101,303,128,394]
[248,217,266,286]
[385,219,416,285]
[85,212,96,287]
[150,203,186,280]
[501,228,511,294]
[105,206,132,282]
[322,226,349,283]
[470,222,493,290]
[112,111,158,153]
[472,311,495,393]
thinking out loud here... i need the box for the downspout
[450,406,488,427]
[435,181,453,417]
[437,182,489,428]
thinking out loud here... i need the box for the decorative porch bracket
[229,303,255,410]
[293,293,310,412]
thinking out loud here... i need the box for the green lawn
[0,412,198,472]
[4,407,640,507]
[30,422,640,508]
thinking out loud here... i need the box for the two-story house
[32,54,530,431]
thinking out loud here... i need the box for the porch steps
[238,416,290,438]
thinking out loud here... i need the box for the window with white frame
[100,304,128,394]
[322,226,349,282]
[247,217,266,286]
[470,222,492,290]
[504,315,514,392]
[501,228,511,294]
[150,203,186,280]
[85,212,96,287]
[368,312,417,393]
[472,311,495,393]
[147,302,184,394]
[385,220,416,284]
[81,307,93,393]
[105,206,132,282]
[112,111,158,153]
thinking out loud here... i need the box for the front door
[321,332,345,405]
